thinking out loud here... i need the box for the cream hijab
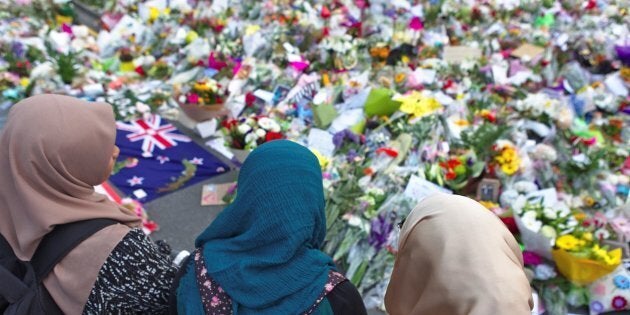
[0,94,141,314]
[385,194,533,315]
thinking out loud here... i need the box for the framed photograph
[477,178,501,202]
[272,85,291,104]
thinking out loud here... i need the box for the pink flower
[610,217,630,241]
[522,251,543,266]
[187,93,199,104]
[290,61,310,72]
[409,16,424,31]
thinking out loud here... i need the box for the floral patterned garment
[193,248,346,315]
[83,229,176,314]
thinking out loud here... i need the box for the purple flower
[346,130,360,144]
[332,131,346,148]
[346,149,358,163]
[11,42,25,59]
[615,45,630,65]
[368,214,394,251]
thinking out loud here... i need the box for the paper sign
[442,46,482,63]
[403,175,452,202]
[307,128,335,157]
[195,119,217,138]
[206,138,234,159]
[604,73,629,96]
[253,89,274,104]
[329,109,364,134]
[511,44,545,61]
[201,183,233,206]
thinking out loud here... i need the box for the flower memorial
[1,0,629,313]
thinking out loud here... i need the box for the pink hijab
[0,94,141,314]
[385,194,533,315]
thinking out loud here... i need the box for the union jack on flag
[116,115,191,157]
[109,115,230,202]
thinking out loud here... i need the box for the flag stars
[127,176,144,187]
[156,155,170,164]
[190,157,204,165]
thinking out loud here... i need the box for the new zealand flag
[108,114,229,202]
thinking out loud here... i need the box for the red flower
[409,16,423,31]
[445,170,457,180]
[134,66,146,76]
[375,147,398,158]
[612,296,627,310]
[245,92,256,107]
[522,251,542,266]
[500,217,519,235]
[447,158,461,169]
[221,118,237,129]
[265,131,283,142]
[321,6,331,19]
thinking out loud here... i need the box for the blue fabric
[177,140,335,314]
[108,114,229,202]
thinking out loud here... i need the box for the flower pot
[178,102,228,122]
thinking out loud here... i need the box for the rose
[265,131,283,142]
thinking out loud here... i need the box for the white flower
[237,124,252,135]
[533,144,558,162]
[540,225,557,239]
[257,117,276,130]
[543,207,558,220]
[594,228,610,240]
[514,181,538,194]
[500,190,519,208]
[522,211,542,233]
[244,132,259,144]
[534,264,557,280]
[255,129,266,138]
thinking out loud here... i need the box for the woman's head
[2,94,118,187]
[198,139,327,248]
[385,194,533,315]
[0,94,140,260]
[194,140,334,313]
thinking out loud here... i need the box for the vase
[178,101,228,122]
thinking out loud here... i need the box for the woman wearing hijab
[176,140,367,315]
[0,94,176,314]
[385,194,533,315]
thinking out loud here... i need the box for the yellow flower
[396,91,442,119]
[20,78,30,88]
[185,31,199,44]
[583,196,595,207]
[479,201,499,210]
[395,73,406,84]
[310,148,329,169]
[501,163,519,176]
[604,248,622,266]
[574,212,587,222]
[592,244,608,260]
[245,24,261,36]
[556,235,580,251]
[582,232,593,242]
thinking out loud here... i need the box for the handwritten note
[443,46,482,63]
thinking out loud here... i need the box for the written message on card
[443,46,482,63]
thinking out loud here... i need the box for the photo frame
[477,178,501,202]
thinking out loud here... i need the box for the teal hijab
[182,140,335,314]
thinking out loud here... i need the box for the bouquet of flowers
[220,114,284,150]
[176,77,229,121]
[426,151,485,190]
[552,227,622,285]
[513,196,578,259]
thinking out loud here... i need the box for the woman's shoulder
[322,274,368,315]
